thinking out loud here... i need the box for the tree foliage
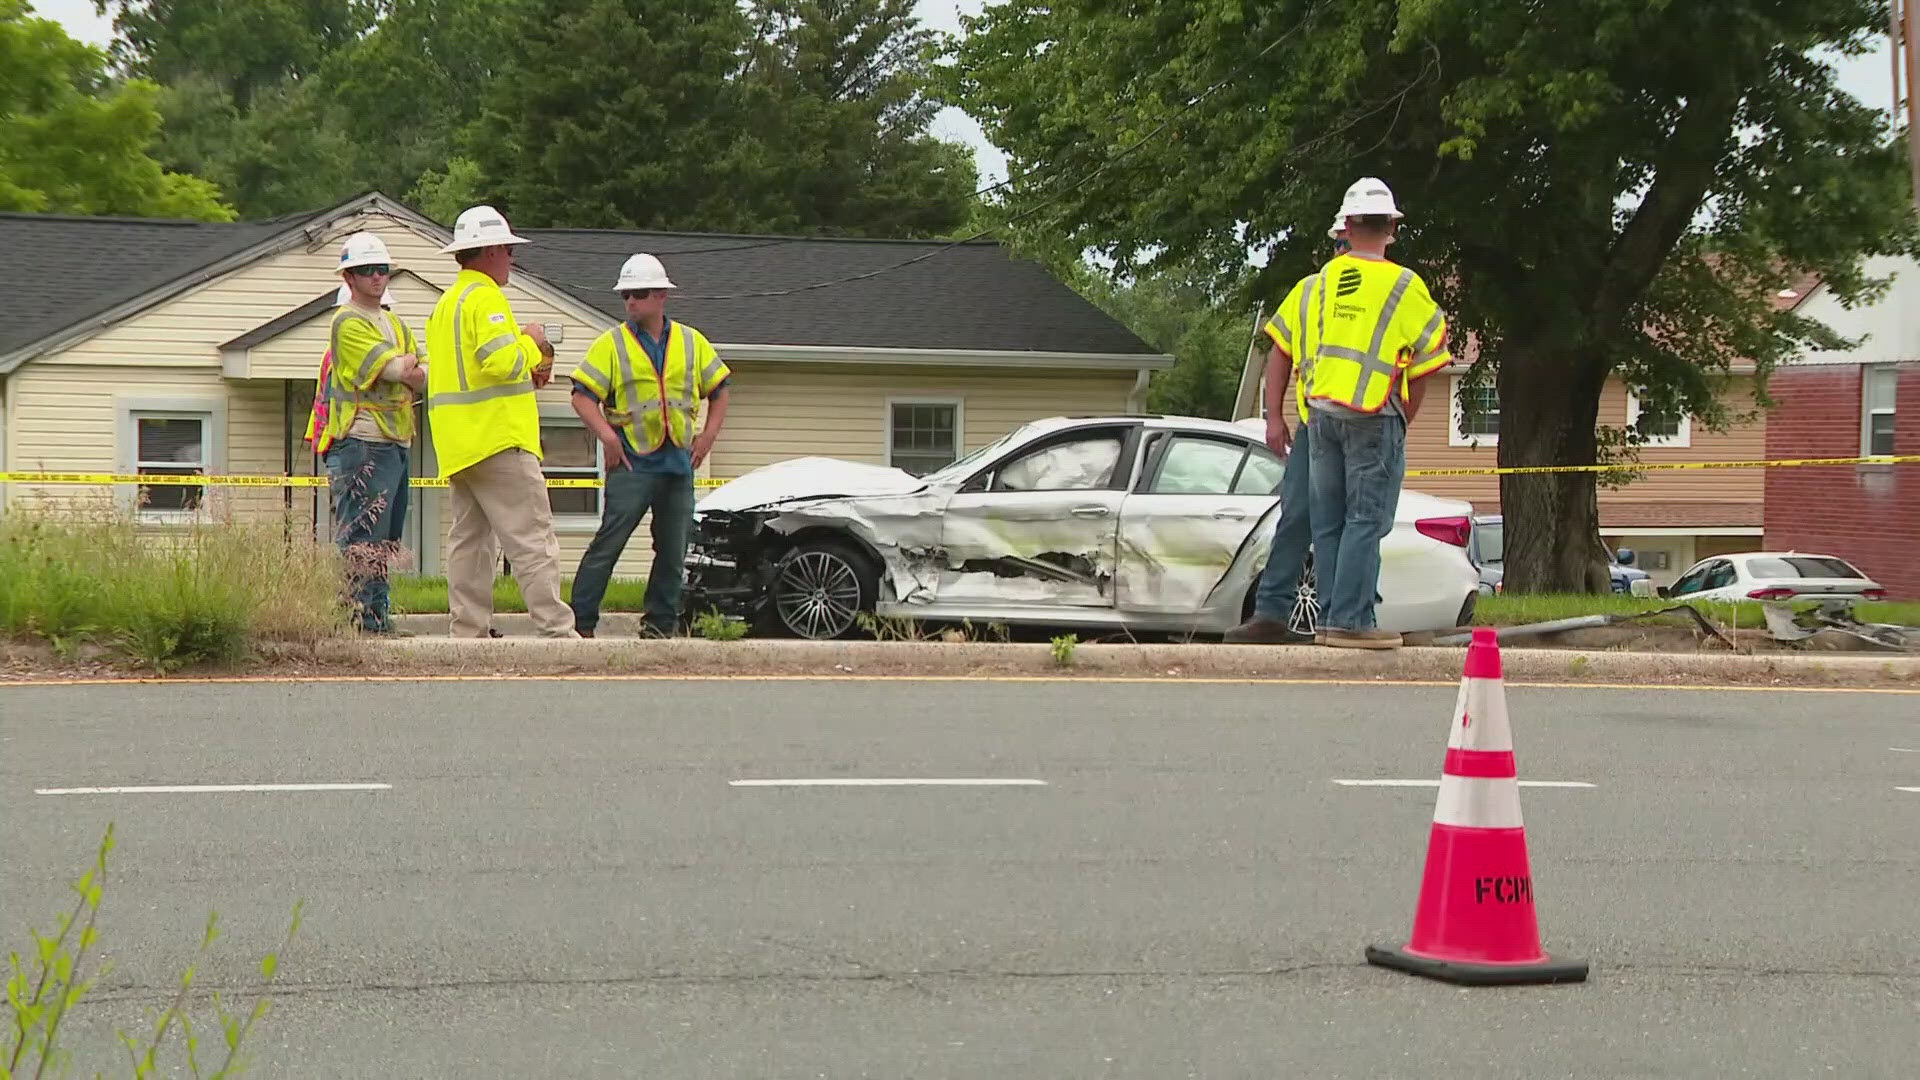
[944,0,1916,591]
[0,1,231,219]
[472,0,977,234]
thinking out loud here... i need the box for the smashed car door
[932,424,1138,607]
[1116,431,1283,614]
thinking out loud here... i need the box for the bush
[5,824,302,1078]
[0,507,349,671]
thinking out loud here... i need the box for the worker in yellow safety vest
[565,253,732,638]
[324,233,424,636]
[1300,177,1453,650]
[424,205,580,638]
[1226,213,1353,645]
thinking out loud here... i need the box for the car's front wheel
[766,539,878,640]
[1288,558,1321,636]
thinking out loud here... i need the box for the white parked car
[681,414,1482,639]
[1661,551,1888,604]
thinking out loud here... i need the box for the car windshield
[1476,520,1503,563]
[917,430,1021,484]
[1744,556,1864,580]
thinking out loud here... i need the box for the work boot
[1224,616,1315,644]
[1323,628,1403,650]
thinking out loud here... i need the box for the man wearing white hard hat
[564,252,733,637]
[303,282,396,456]
[1298,177,1452,649]
[1226,214,1349,644]
[424,205,579,638]
[320,231,426,635]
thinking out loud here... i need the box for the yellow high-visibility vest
[1301,254,1451,414]
[324,306,419,446]
[567,319,729,455]
[424,268,546,477]
[1263,273,1320,424]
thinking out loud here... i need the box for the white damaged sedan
[681,414,1482,640]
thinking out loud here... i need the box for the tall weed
[0,506,349,671]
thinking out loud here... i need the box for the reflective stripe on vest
[1310,265,1416,412]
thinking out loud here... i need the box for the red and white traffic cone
[1365,627,1588,985]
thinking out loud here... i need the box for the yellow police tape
[0,454,1913,489]
[0,473,727,490]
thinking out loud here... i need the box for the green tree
[94,0,372,111]
[945,0,1915,592]
[0,1,232,219]
[473,0,976,235]
[1068,264,1258,419]
[737,0,977,236]
[321,0,530,212]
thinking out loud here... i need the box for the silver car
[681,415,1482,639]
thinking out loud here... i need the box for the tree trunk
[1497,347,1614,594]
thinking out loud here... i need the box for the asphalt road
[2,677,1916,1078]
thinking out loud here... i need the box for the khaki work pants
[445,448,579,638]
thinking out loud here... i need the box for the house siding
[1405,373,1766,527]
[1764,362,1920,598]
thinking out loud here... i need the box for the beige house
[0,193,1169,580]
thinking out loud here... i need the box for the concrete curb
[354,634,1920,688]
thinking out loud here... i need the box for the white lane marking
[1890,747,1918,753]
[1898,787,1920,794]
[729,778,1047,788]
[35,783,391,795]
[1333,779,1596,789]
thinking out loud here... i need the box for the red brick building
[1762,260,1920,599]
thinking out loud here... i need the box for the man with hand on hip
[565,253,732,638]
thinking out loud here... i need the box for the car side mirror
[1656,585,1670,599]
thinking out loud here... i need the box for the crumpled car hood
[696,457,929,513]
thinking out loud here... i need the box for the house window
[133,414,208,514]
[1449,378,1500,447]
[539,422,603,517]
[1864,366,1897,456]
[1627,391,1691,448]
[888,399,961,476]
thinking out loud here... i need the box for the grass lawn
[389,575,653,614]
[1474,592,1920,629]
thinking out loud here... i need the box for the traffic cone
[1365,627,1588,986]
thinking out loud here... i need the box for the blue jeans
[1306,411,1406,631]
[1252,421,1313,621]
[325,437,411,631]
[569,468,694,634]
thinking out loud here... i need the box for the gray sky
[26,0,1902,198]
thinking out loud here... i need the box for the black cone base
[1365,944,1589,986]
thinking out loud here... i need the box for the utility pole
[1900,0,1920,215]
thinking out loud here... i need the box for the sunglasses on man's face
[349,264,390,277]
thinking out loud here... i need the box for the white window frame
[1626,390,1691,448]
[1448,376,1500,448]
[116,396,226,523]
[537,409,606,534]
[884,396,965,474]
[1862,365,1897,457]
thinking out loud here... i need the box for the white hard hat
[1336,176,1404,221]
[335,283,394,307]
[338,231,392,271]
[438,204,531,254]
[613,253,677,291]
